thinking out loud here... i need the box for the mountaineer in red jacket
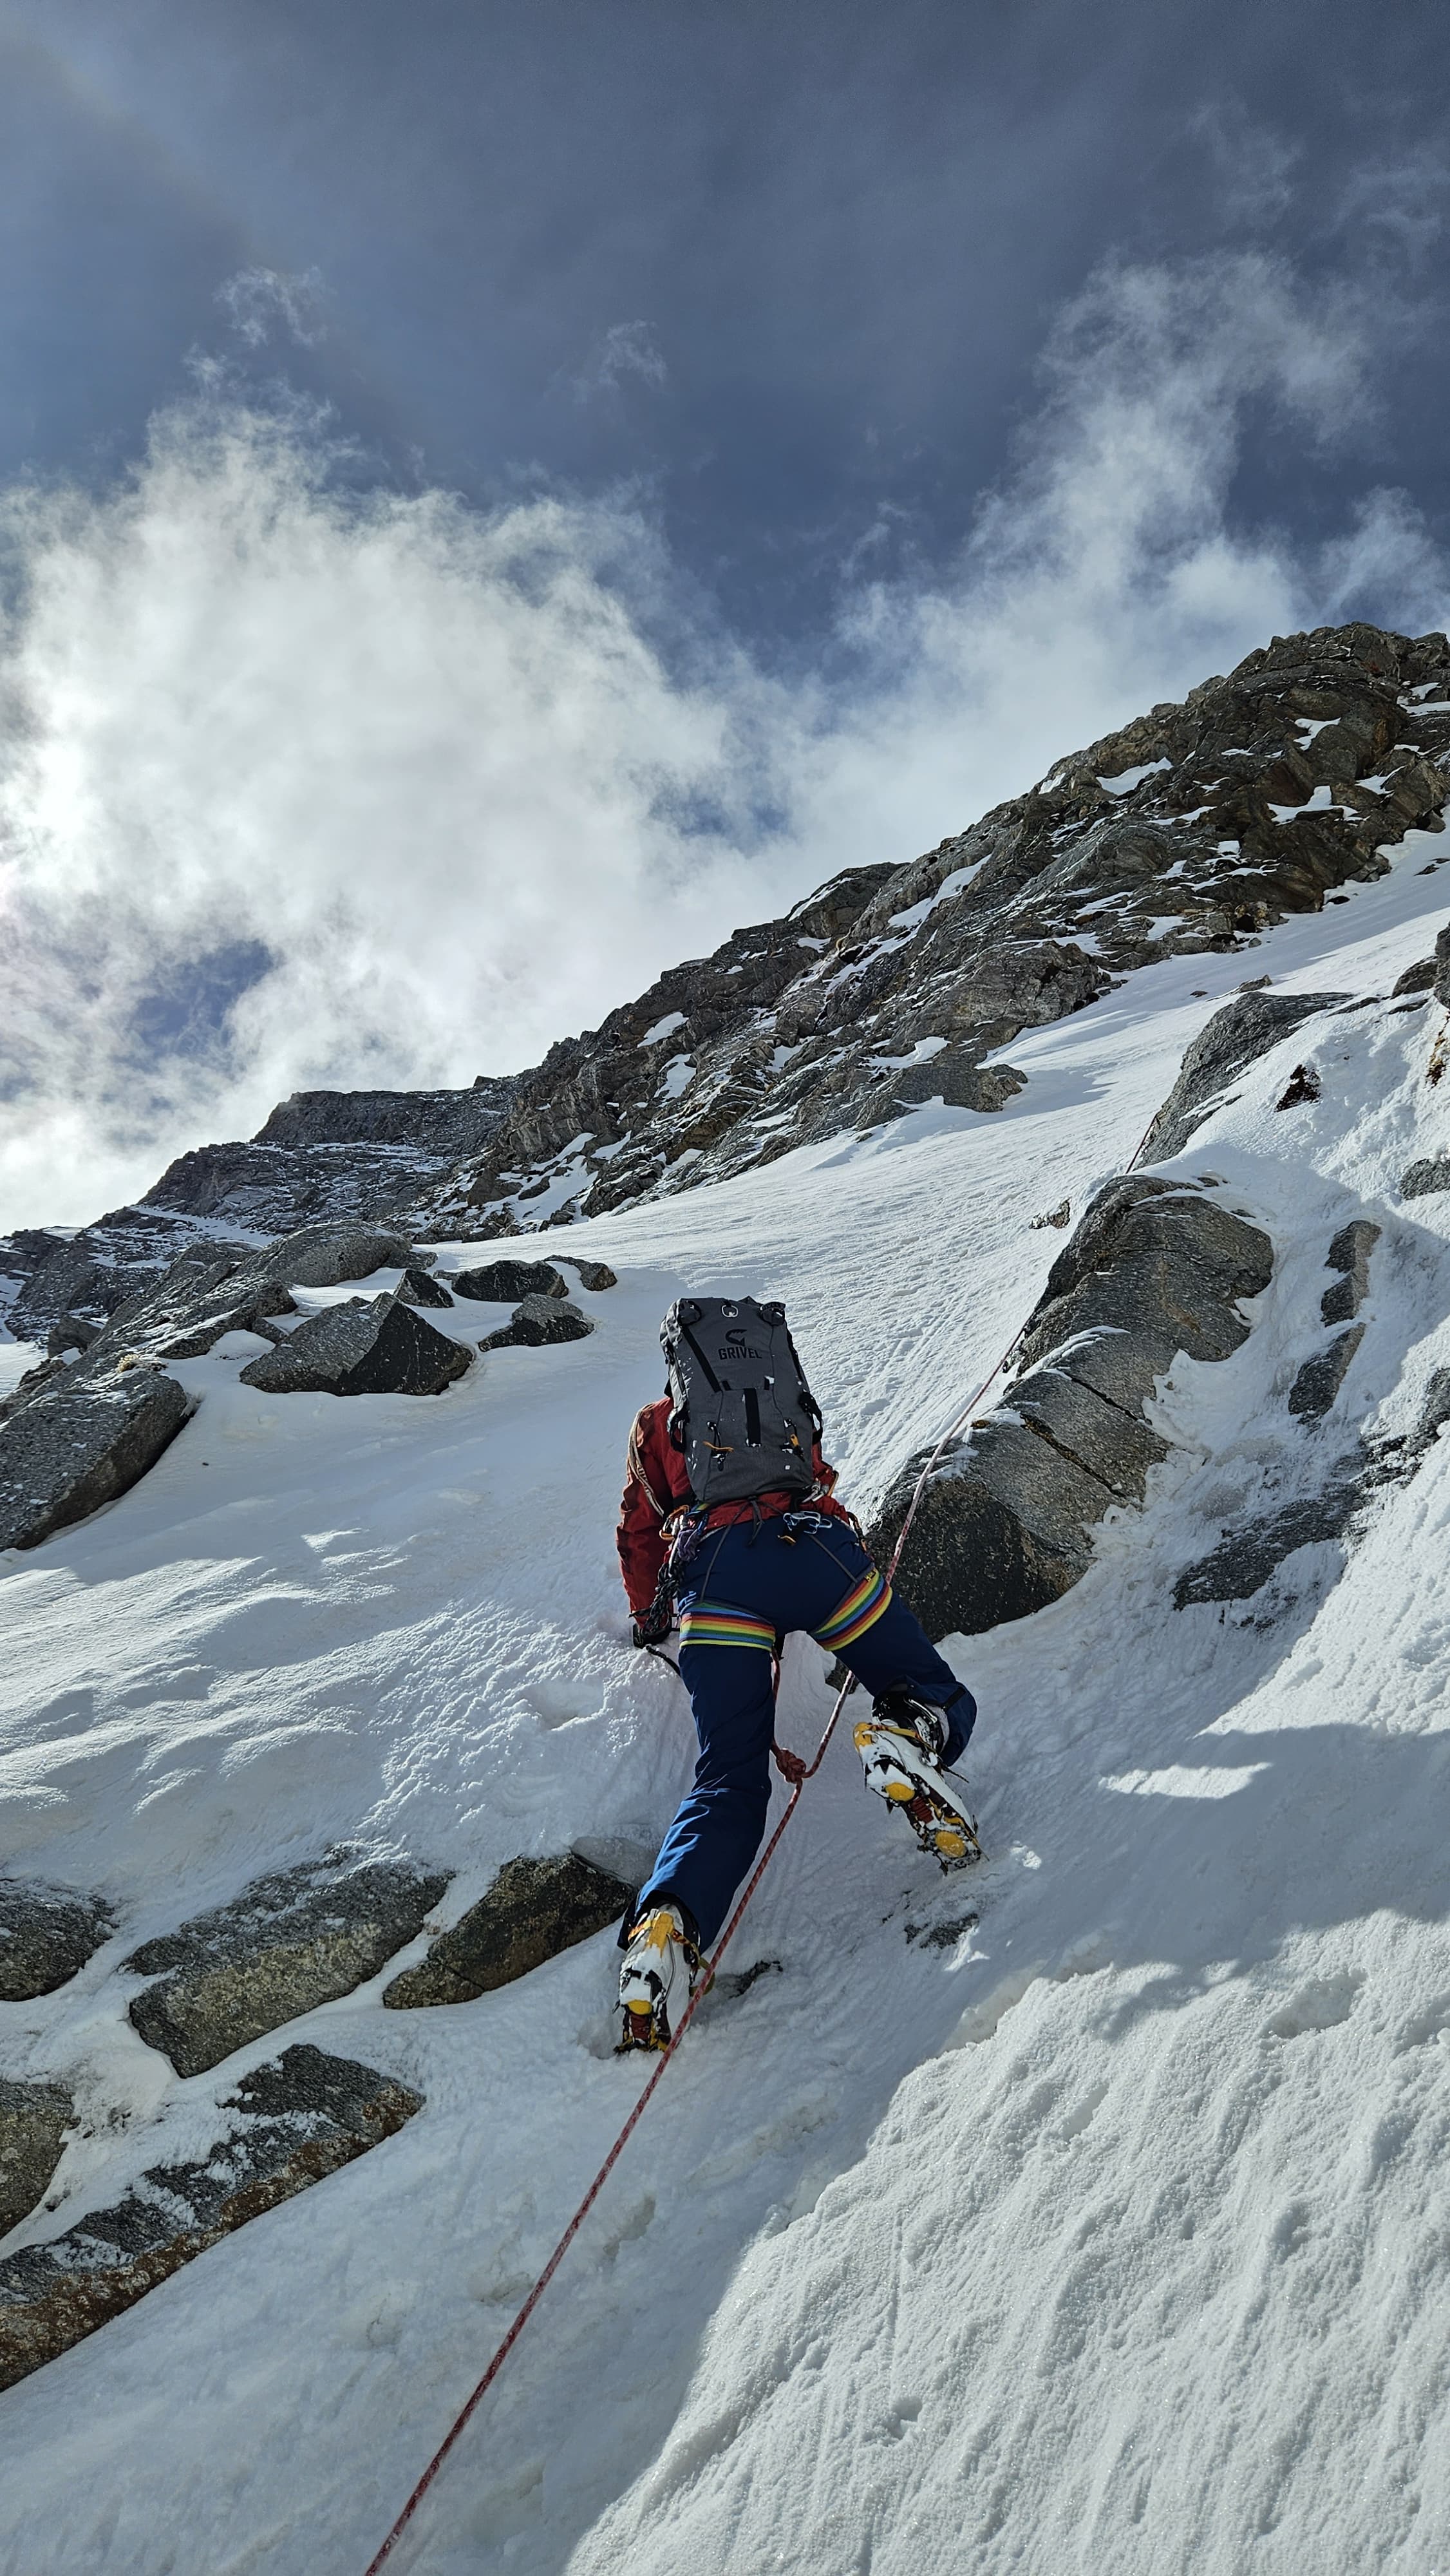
[614,1298,977,2052]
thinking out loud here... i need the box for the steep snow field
[4,837,1450,2575]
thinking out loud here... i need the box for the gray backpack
[661,1296,822,1506]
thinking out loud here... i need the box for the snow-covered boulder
[0,2079,73,2239]
[0,1361,195,1553]
[0,2046,422,2391]
[126,1855,452,2076]
[869,1175,1273,1637]
[238,1296,472,1397]
[0,1880,115,2000]
[478,1293,594,1351]
[383,1852,632,2009]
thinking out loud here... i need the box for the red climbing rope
[359,1319,1043,2571]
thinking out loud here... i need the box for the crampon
[854,1705,983,1870]
[616,1904,701,2053]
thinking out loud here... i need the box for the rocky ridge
[6,621,1449,1327]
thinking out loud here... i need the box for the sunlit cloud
[1,249,1444,1227]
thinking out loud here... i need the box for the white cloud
[217,267,328,348]
[574,320,668,402]
[1,251,1444,1228]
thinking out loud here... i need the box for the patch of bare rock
[384,1852,632,2007]
[0,2047,422,2391]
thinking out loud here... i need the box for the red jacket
[616,1396,850,1615]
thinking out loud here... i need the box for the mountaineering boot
[854,1693,981,1871]
[617,1904,701,2053]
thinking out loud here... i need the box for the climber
[614,1294,977,2050]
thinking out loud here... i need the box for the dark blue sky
[5,0,1449,652]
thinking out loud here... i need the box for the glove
[632,1602,673,1649]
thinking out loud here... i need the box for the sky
[3,0,1450,1226]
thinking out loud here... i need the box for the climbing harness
[359,1305,1032,2571]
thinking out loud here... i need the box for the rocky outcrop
[383,1853,632,2009]
[1401,1157,1450,1200]
[0,1361,195,1551]
[0,1882,115,1999]
[0,2046,422,2390]
[238,1297,472,1398]
[478,1295,594,1351]
[868,1177,1274,1638]
[1321,1220,1380,1324]
[449,1259,569,1303]
[400,620,1450,1235]
[126,1855,451,2076]
[561,1258,617,1292]
[256,1221,413,1288]
[0,2081,73,2239]
[1289,1329,1366,1421]
[1140,988,1352,1163]
[6,623,1448,1298]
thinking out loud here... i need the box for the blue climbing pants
[636,1514,974,1947]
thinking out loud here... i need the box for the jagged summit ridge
[4,619,1449,1328]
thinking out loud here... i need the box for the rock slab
[384,1853,632,2008]
[0,2045,422,2391]
[127,1855,452,2076]
[0,1365,194,1552]
[0,2081,74,2239]
[238,1297,472,1397]
[1140,989,1350,1164]
[0,1882,115,2000]
[868,1176,1274,1638]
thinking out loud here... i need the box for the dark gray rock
[449,1259,569,1303]
[1275,1062,1321,1110]
[254,1087,513,1156]
[1015,1177,1274,1372]
[1288,1327,1366,1421]
[0,2045,422,2390]
[0,1882,115,2000]
[1401,1156,1450,1200]
[479,1294,594,1352]
[0,1363,195,1551]
[46,1316,99,1358]
[0,2081,73,2239]
[76,1244,296,1367]
[867,1176,1273,1639]
[126,1854,451,2076]
[561,1259,617,1292]
[1391,957,1439,997]
[1140,991,1350,1163]
[1436,923,1450,1010]
[397,1264,453,1309]
[238,1297,472,1397]
[1174,1482,1362,1606]
[888,1048,1028,1113]
[1418,1368,1450,1446]
[260,1222,413,1288]
[384,1853,631,2007]
[1321,1220,1380,1324]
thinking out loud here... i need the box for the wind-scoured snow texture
[1,843,1450,2571]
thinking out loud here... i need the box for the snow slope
[3,837,1450,2575]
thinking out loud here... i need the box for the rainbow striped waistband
[679,1601,779,1654]
[812,1566,892,1652]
